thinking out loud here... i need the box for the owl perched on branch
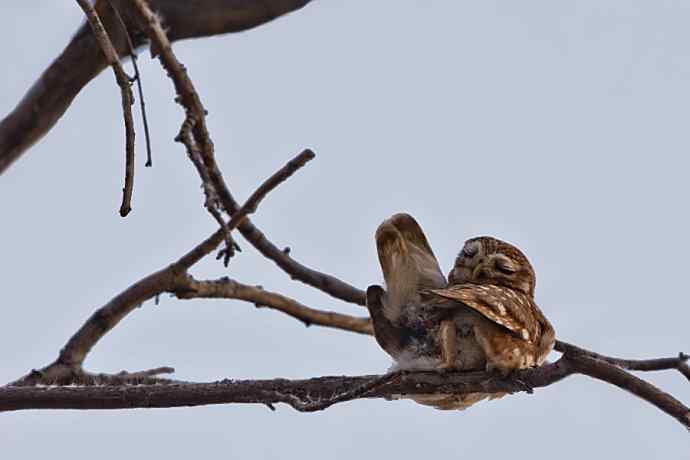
[367,213,556,409]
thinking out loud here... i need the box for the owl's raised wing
[428,284,552,345]
[376,213,446,321]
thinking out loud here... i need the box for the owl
[367,213,556,409]
[428,236,556,376]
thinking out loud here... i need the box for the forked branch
[127,0,366,304]
[2,1,688,437]
[9,150,314,386]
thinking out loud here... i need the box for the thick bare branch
[3,354,688,430]
[0,360,572,412]
[0,0,313,173]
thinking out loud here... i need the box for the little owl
[366,213,555,409]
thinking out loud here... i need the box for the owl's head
[448,236,536,297]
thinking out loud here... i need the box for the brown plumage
[429,284,555,374]
[374,213,446,322]
[367,214,556,410]
[367,213,447,366]
[432,236,555,374]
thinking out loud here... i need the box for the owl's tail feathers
[410,392,507,411]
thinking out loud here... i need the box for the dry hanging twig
[0,0,313,174]
[76,0,136,217]
[107,0,153,167]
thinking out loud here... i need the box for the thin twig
[175,116,237,264]
[107,0,153,167]
[80,366,180,385]
[556,341,690,382]
[76,0,136,217]
[174,276,373,335]
[567,353,690,429]
[174,150,316,270]
[115,366,175,378]
[127,0,219,211]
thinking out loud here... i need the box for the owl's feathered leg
[472,321,541,378]
[438,319,458,371]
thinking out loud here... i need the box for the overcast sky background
[1,1,689,458]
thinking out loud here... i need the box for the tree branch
[3,353,688,431]
[234,219,368,305]
[9,150,314,386]
[108,0,154,167]
[124,0,366,305]
[555,341,690,382]
[174,276,374,335]
[173,149,315,270]
[8,267,689,429]
[76,0,136,217]
[0,360,573,412]
[565,353,690,430]
[0,0,313,174]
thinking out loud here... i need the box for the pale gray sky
[1,1,689,458]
